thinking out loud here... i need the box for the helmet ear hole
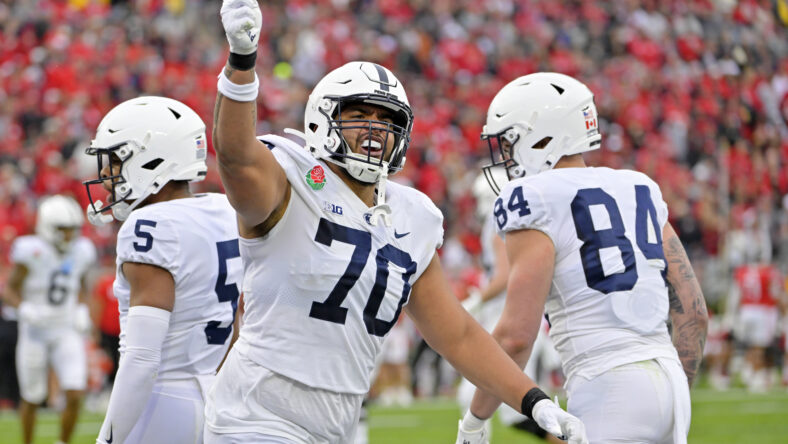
[141,158,164,170]
[531,137,552,150]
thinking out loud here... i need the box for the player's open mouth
[360,139,383,158]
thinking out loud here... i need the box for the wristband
[228,51,257,71]
[217,70,260,102]
[521,387,550,419]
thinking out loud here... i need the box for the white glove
[220,0,262,55]
[74,303,92,334]
[86,200,114,226]
[455,412,489,444]
[532,397,589,444]
[461,288,483,317]
[18,301,49,327]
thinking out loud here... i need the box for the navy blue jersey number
[571,186,665,294]
[47,269,70,305]
[634,185,666,278]
[204,239,241,345]
[494,186,531,230]
[133,219,157,252]
[309,218,417,337]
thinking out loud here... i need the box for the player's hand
[454,418,489,444]
[532,397,588,444]
[18,301,48,327]
[74,303,92,334]
[220,0,262,55]
[461,288,483,317]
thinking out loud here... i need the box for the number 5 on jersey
[132,220,240,345]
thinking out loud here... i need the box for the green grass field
[1,388,786,443]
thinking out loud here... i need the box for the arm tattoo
[664,233,708,387]
[667,281,684,315]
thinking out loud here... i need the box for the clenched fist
[220,0,262,55]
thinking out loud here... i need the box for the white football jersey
[234,135,444,394]
[476,214,506,330]
[10,235,96,327]
[496,167,679,381]
[114,193,242,380]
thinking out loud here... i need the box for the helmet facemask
[83,141,136,221]
[316,94,412,184]
[481,126,523,195]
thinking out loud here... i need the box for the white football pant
[566,358,690,444]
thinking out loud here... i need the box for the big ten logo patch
[322,201,343,215]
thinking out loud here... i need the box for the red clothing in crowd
[93,274,120,337]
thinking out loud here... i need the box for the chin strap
[283,127,307,142]
[368,167,392,227]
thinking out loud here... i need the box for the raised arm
[663,223,709,387]
[216,0,288,233]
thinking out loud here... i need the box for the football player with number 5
[84,97,242,444]
[459,72,709,444]
[206,1,587,443]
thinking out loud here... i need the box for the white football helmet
[36,195,84,252]
[472,166,508,220]
[481,72,601,191]
[83,96,208,222]
[302,61,413,184]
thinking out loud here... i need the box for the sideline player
[461,72,709,443]
[205,2,587,443]
[3,195,95,444]
[83,96,242,444]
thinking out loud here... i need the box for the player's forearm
[664,226,708,386]
[97,306,170,443]
[437,315,537,417]
[213,65,259,167]
[1,288,22,308]
[667,281,707,386]
[480,272,507,303]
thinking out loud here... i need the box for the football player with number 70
[205,1,587,443]
[459,73,709,444]
[84,97,243,444]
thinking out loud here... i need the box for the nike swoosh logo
[247,30,257,42]
[495,112,508,118]
[106,425,113,443]
[394,230,410,239]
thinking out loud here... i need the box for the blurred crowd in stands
[1,0,788,401]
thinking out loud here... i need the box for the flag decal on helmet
[305,165,326,190]
[582,107,597,130]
